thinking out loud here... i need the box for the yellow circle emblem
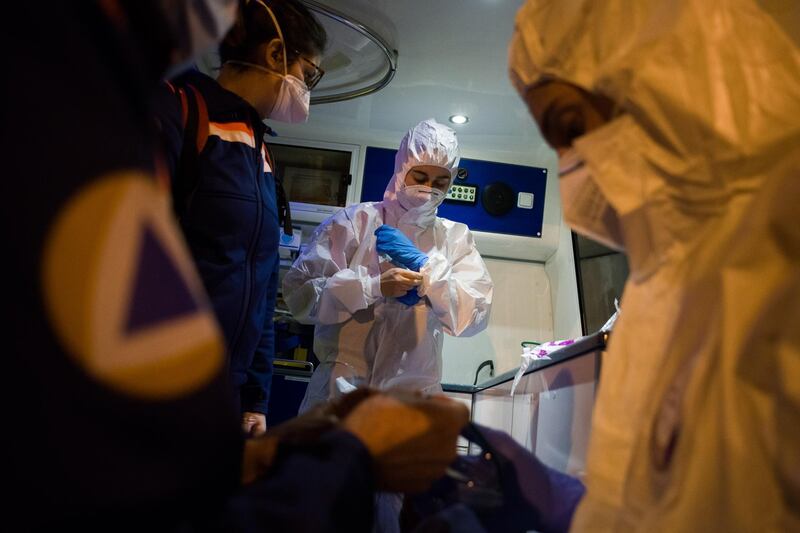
[42,171,224,399]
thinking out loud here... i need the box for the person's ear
[263,38,285,72]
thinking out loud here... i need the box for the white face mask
[397,184,445,211]
[559,115,672,281]
[270,73,310,123]
[558,148,625,251]
[224,61,310,123]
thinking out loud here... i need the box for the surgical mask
[558,148,625,251]
[270,72,310,123]
[397,184,445,211]
[561,115,672,281]
[226,60,310,123]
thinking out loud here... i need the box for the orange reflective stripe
[208,121,256,148]
[208,121,253,134]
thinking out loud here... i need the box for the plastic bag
[509,340,576,396]
[600,298,621,333]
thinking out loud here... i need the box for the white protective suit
[510,1,800,531]
[283,120,493,411]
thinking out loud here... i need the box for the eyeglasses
[297,54,325,90]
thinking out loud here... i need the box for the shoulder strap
[264,143,293,238]
[173,83,209,220]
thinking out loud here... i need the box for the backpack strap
[173,83,209,220]
[264,143,293,238]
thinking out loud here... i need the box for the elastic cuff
[411,255,429,272]
[364,274,383,302]
[242,401,269,415]
[418,261,432,297]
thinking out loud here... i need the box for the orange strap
[175,84,209,155]
[187,84,209,154]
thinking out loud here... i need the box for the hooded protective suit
[510,1,800,531]
[283,120,493,411]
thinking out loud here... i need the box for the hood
[508,0,800,191]
[382,118,461,228]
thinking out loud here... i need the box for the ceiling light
[449,114,469,125]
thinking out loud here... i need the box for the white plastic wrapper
[600,299,621,333]
[335,375,358,394]
[510,340,576,396]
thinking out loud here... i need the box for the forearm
[284,267,382,325]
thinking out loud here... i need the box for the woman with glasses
[153,0,326,437]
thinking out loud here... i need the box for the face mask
[397,184,445,211]
[561,115,672,281]
[558,148,625,251]
[225,60,310,123]
[270,73,310,123]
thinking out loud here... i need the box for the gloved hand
[474,425,586,533]
[342,390,469,493]
[406,423,585,533]
[397,288,422,306]
[375,225,428,271]
[380,267,422,297]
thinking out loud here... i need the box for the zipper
[227,130,264,365]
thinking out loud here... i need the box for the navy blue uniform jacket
[154,71,279,414]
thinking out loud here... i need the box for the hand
[242,412,267,438]
[241,389,376,485]
[380,267,422,297]
[375,225,428,271]
[460,425,585,533]
[397,288,422,306]
[342,390,470,493]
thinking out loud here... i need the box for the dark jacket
[7,3,374,530]
[154,70,279,414]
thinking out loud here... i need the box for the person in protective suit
[499,0,800,531]
[283,118,494,411]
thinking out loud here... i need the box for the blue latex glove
[374,225,428,272]
[396,287,422,306]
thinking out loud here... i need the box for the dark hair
[220,0,327,65]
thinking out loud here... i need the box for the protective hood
[508,0,800,277]
[383,119,460,228]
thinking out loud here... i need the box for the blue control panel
[360,147,547,238]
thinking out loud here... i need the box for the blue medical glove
[396,288,422,306]
[374,225,428,272]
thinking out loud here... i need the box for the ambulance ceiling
[295,0,550,160]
